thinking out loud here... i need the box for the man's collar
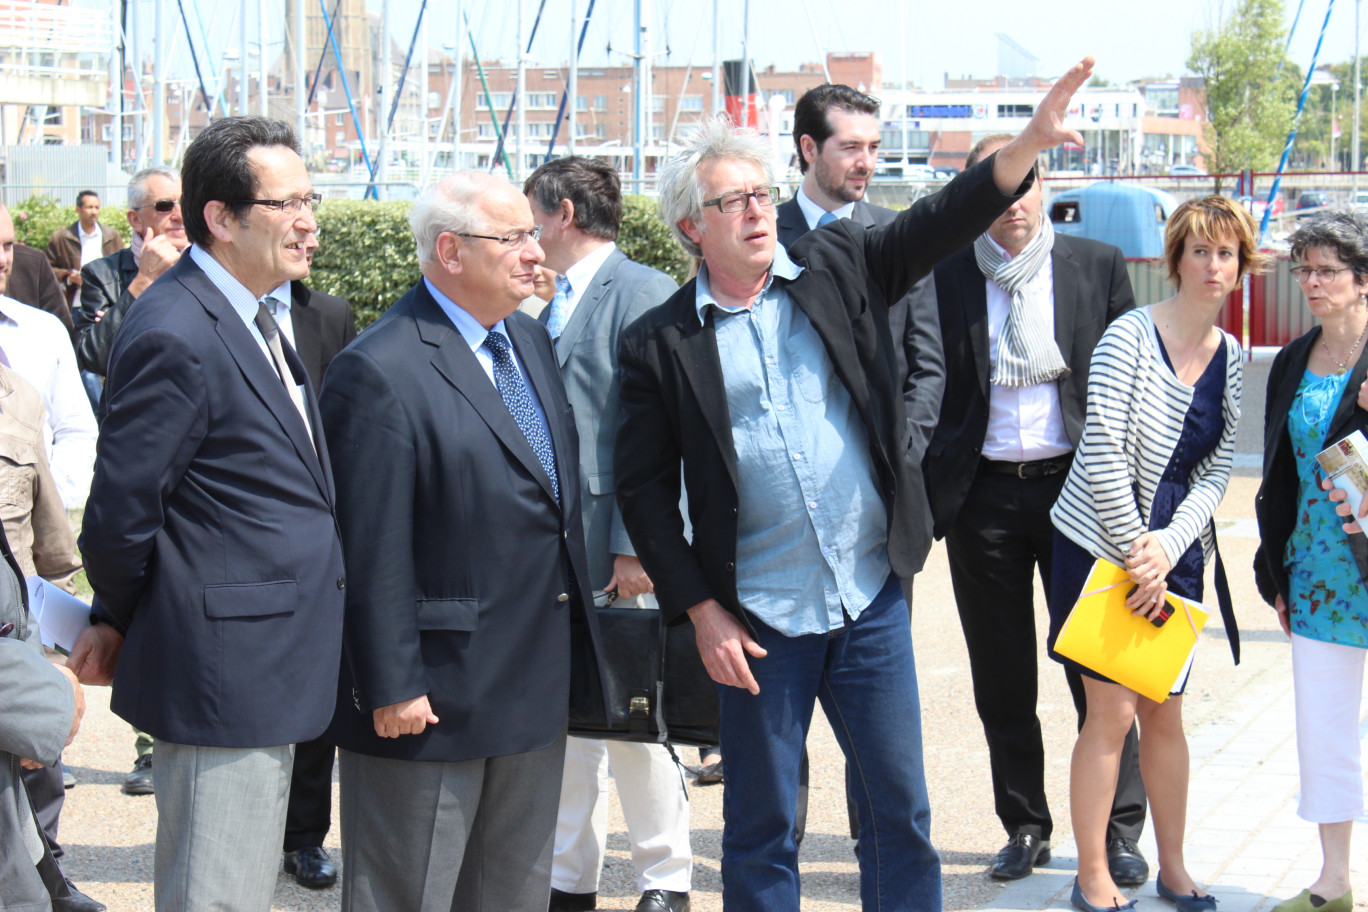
[693,243,803,324]
[795,185,855,230]
[422,276,510,354]
[0,294,23,326]
[77,221,99,239]
[562,241,617,300]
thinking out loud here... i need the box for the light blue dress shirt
[696,244,891,636]
[422,277,553,436]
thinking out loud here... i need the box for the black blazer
[1254,328,1368,606]
[775,197,945,467]
[923,234,1135,538]
[81,253,346,748]
[615,158,1023,631]
[289,280,357,390]
[319,280,607,763]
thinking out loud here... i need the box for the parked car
[1168,163,1207,176]
[1235,194,1286,221]
[1048,182,1178,258]
[1296,190,1330,219]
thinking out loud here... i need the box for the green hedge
[11,193,689,328]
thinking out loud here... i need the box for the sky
[109,0,1365,95]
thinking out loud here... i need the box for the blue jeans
[718,575,939,911]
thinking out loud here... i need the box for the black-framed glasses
[702,187,781,213]
[136,198,181,213]
[456,226,542,248]
[231,194,322,214]
[1292,265,1355,284]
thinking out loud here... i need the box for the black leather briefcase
[568,592,720,747]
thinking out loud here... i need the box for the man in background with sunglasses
[74,167,189,384]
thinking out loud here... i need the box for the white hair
[409,171,513,264]
[656,116,774,257]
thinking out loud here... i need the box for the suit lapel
[418,288,561,508]
[851,200,879,230]
[509,316,570,509]
[289,287,324,389]
[953,252,992,400]
[554,249,624,366]
[1051,241,1079,369]
[672,299,741,490]
[787,268,872,426]
[179,261,330,500]
[775,198,807,249]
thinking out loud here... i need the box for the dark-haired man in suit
[922,131,1145,884]
[524,156,690,912]
[68,116,345,912]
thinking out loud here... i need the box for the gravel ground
[51,469,1359,912]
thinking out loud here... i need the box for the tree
[1187,0,1298,186]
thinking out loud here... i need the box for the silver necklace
[1319,318,1368,375]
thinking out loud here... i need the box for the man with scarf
[922,132,1145,884]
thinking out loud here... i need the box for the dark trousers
[944,466,1146,842]
[284,737,335,852]
[20,756,64,857]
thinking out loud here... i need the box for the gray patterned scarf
[974,217,1068,387]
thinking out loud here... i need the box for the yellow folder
[1054,557,1209,703]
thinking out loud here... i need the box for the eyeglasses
[1292,265,1355,283]
[136,199,181,213]
[456,226,543,248]
[702,187,782,213]
[232,194,323,214]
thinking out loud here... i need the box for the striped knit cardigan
[1051,306,1242,570]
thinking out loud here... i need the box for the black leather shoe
[1107,837,1150,887]
[990,833,1051,880]
[549,889,597,911]
[636,890,690,912]
[121,754,154,795]
[283,846,337,889]
[52,878,106,912]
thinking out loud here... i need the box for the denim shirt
[696,245,891,636]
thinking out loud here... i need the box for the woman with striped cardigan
[1045,197,1264,912]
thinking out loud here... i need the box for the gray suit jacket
[775,197,945,465]
[0,528,72,909]
[539,248,678,587]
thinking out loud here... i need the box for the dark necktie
[483,330,559,503]
[254,299,313,446]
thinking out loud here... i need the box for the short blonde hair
[1164,195,1270,287]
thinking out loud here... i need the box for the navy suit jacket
[922,234,1135,539]
[81,253,346,748]
[320,280,608,762]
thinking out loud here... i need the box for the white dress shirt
[557,241,618,329]
[0,296,97,508]
[795,186,855,229]
[77,222,103,267]
[981,234,1073,462]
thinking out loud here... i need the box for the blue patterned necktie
[818,211,840,226]
[484,330,559,503]
[545,274,572,339]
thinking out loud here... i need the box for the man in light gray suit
[525,158,692,912]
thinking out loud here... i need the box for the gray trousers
[153,740,294,912]
[339,730,567,912]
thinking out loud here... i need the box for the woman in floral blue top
[1255,210,1368,912]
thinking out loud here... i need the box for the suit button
[557,593,570,602]
[563,530,568,540]
[731,508,738,517]
[336,577,346,590]
[724,561,735,572]
[0,623,12,636]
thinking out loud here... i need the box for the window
[594,95,607,111]
[1050,201,1081,224]
[679,96,704,112]
[651,95,667,112]
[576,95,588,111]
[769,89,795,105]
[996,104,1034,118]
[596,124,607,138]
[492,93,513,108]
[335,113,344,125]
[527,93,557,109]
